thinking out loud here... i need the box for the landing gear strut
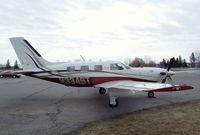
[148,91,155,98]
[109,97,119,107]
[99,88,106,95]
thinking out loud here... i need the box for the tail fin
[10,37,52,70]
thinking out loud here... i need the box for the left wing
[95,80,193,92]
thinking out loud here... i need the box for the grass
[65,100,200,135]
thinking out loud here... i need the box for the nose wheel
[99,88,106,95]
[148,91,155,98]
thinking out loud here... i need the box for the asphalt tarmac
[0,69,200,135]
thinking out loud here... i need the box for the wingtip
[182,85,193,90]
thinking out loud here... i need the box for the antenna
[80,55,86,62]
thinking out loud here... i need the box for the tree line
[126,51,200,68]
[0,59,20,70]
[159,56,187,68]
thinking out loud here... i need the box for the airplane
[9,37,193,107]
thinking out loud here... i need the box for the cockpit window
[121,63,131,69]
[110,63,124,70]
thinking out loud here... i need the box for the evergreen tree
[174,57,179,67]
[190,52,196,67]
[183,59,187,68]
[13,60,19,69]
[195,50,200,68]
[178,56,183,67]
[5,59,11,69]
[159,59,167,68]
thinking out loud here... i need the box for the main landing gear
[109,96,119,107]
[99,87,106,95]
[98,88,119,107]
[148,91,155,98]
[99,88,155,107]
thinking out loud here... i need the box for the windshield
[121,63,131,69]
[110,63,130,70]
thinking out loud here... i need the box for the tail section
[10,37,53,70]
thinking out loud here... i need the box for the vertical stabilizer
[10,37,52,70]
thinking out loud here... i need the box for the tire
[99,88,106,95]
[109,99,119,107]
[148,91,155,98]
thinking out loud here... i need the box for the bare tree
[130,57,145,67]
[148,60,156,67]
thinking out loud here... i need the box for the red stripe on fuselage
[29,75,156,87]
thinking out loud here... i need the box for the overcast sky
[0,0,200,65]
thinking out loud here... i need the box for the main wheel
[99,88,106,95]
[109,99,119,107]
[148,91,155,98]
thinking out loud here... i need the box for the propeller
[167,57,175,71]
[161,57,175,83]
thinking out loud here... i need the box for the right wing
[95,80,193,93]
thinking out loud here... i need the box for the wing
[95,80,193,92]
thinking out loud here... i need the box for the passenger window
[94,65,103,71]
[81,65,89,71]
[67,66,75,71]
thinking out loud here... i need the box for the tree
[173,57,179,68]
[159,59,167,68]
[148,60,156,67]
[190,52,196,67]
[178,56,183,67]
[129,57,145,67]
[183,59,187,68]
[5,59,11,69]
[13,60,19,69]
[195,50,200,68]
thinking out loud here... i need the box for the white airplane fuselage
[30,61,167,87]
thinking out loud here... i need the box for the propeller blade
[167,57,175,71]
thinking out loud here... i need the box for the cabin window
[81,65,89,71]
[67,66,75,71]
[110,63,124,70]
[94,65,103,71]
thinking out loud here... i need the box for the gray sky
[0,0,200,64]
